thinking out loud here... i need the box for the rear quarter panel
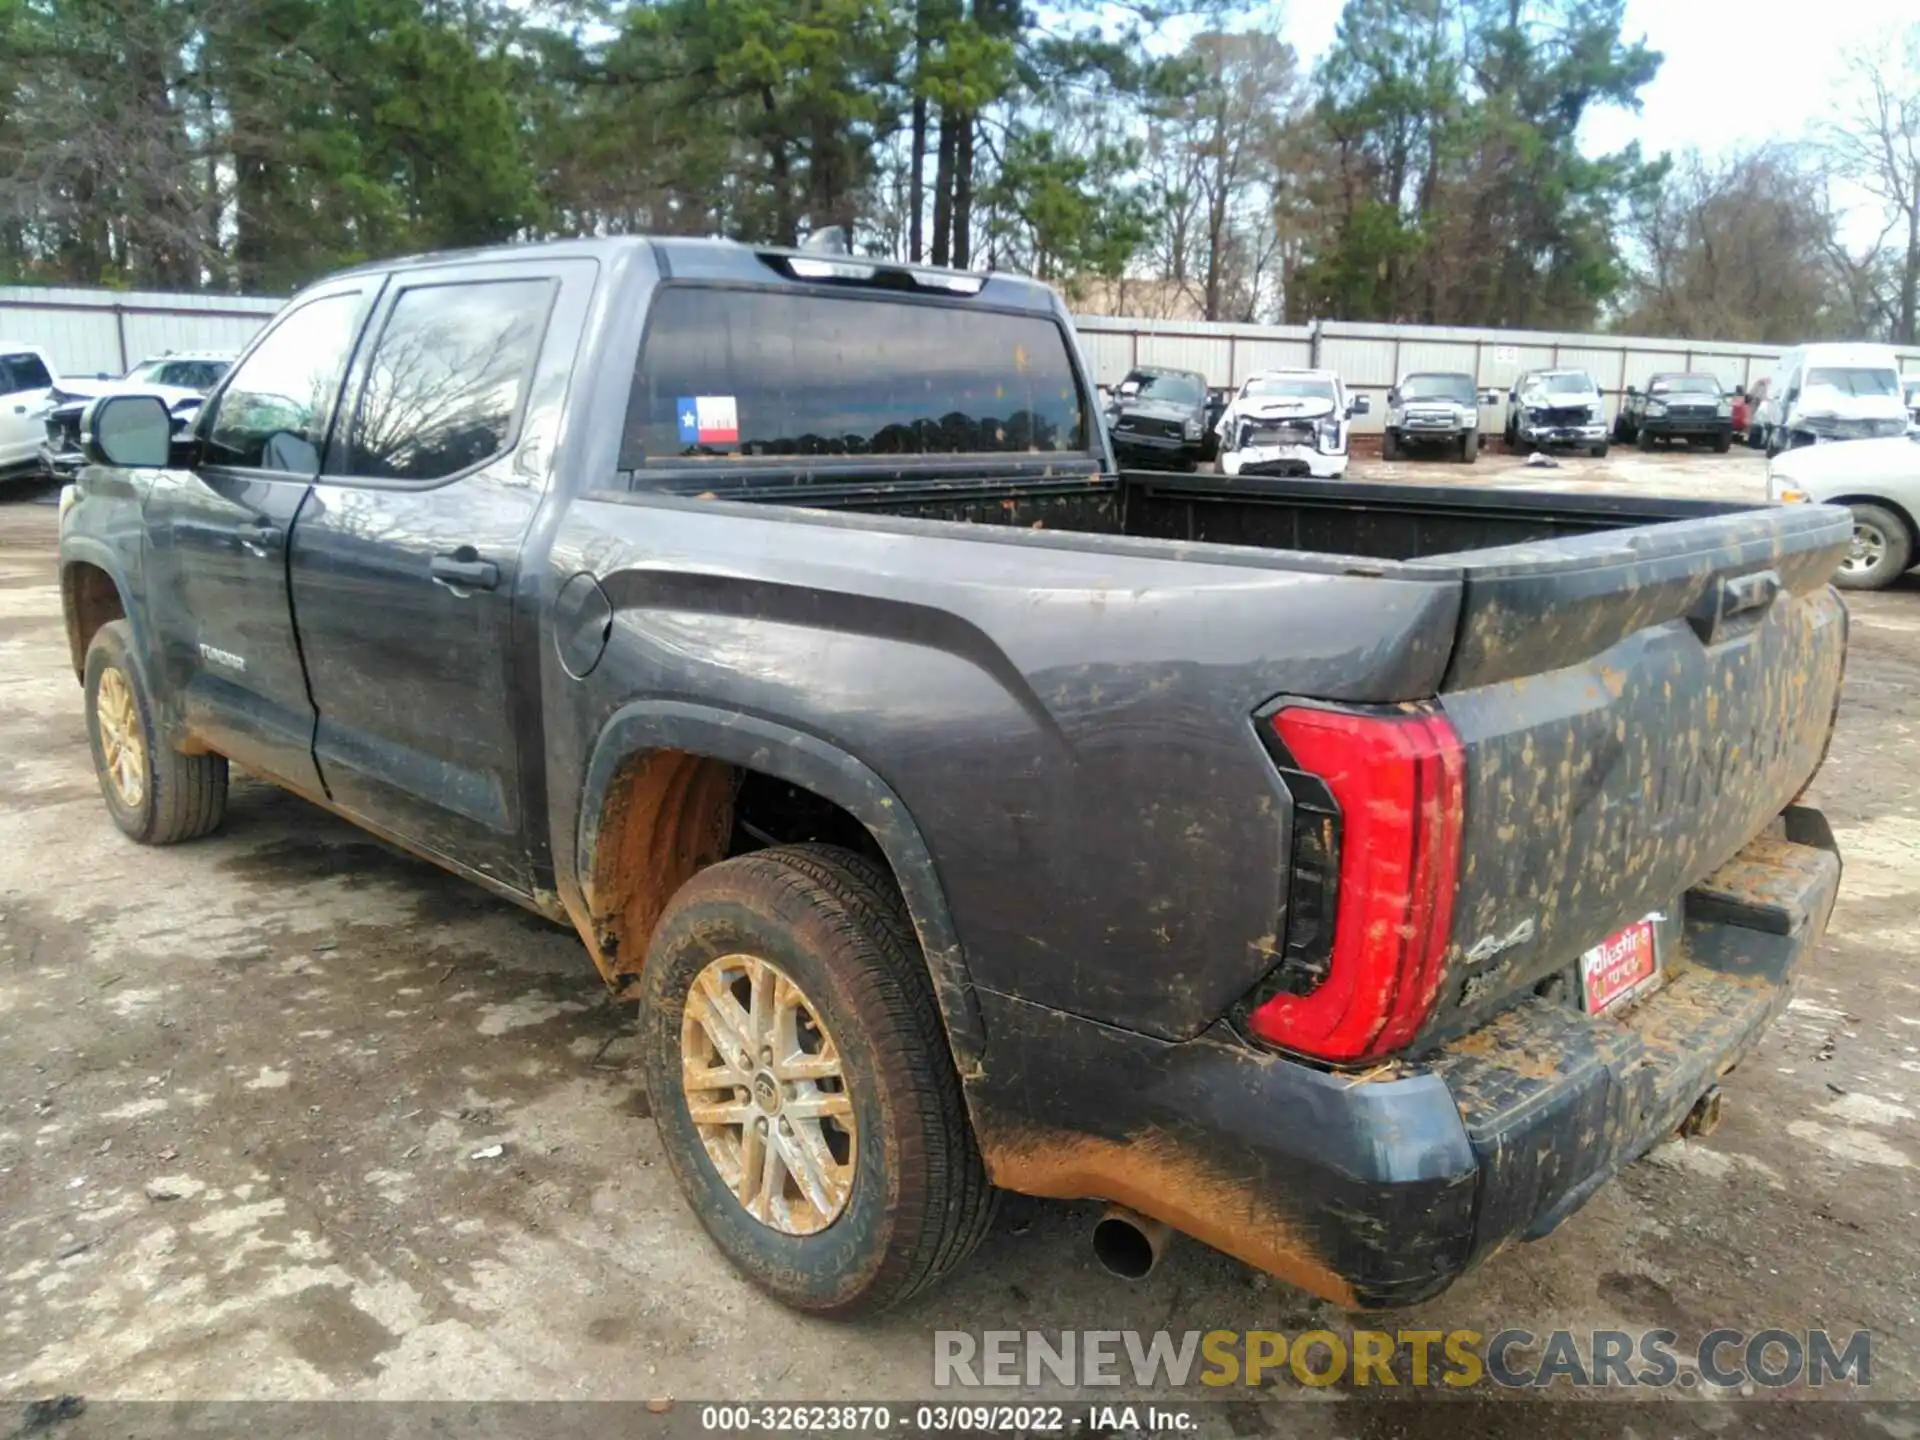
[545,494,1464,1040]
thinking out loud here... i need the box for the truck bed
[621,465,1849,1048]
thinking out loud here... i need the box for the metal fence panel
[1078,328,1136,385]
[1234,336,1314,381]
[1136,333,1234,379]
[0,285,280,377]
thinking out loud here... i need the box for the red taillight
[1249,706,1465,1062]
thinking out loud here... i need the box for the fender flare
[576,701,986,1068]
[58,539,150,679]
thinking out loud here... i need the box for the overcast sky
[1281,0,1909,157]
[1269,0,1913,242]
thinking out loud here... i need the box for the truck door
[286,258,593,893]
[143,280,375,791]
[0,349,55,473]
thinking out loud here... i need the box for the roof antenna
[801,226,850,255]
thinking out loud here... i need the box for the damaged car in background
[1502,368,1610,457]
[1382,371,1493,463]
[38,352,235,481]
[1215,367,1366,477]
[1615,372,1735,453]
[1103,366,1217,470]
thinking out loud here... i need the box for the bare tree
[1825,26,1920,342]
[1620,146,1875,343]
[1147,30,1301,322]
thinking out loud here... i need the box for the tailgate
[1418,502,1851,1041]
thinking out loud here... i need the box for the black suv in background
[1616,372,1734,452]
[1103,366,1219,469]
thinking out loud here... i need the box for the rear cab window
[620,287,1090,488]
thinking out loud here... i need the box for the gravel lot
[3,450,1918,1430]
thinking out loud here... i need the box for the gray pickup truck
[59,236,1848,1317]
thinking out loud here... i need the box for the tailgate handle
[1689,569,1781,644]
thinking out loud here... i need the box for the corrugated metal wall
[1075,315,1920,434]
[0,286,281,378]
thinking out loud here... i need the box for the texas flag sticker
[676,395,739,446]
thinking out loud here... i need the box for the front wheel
[1381,427,1401,461]
[1834,503,1913,591]
[84,620,227,844]
[1459,431,1478,463]
[637,844,995,1316]
[1713,431,1732,454]
[1589,443,1610,459]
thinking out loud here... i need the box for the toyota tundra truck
[59,236,1848,1316]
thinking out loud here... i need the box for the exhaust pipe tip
[1092,1204,1173,1280]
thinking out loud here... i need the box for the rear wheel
[637,844,994,1316]
[84,621,227,844]
[1834,503,1913,591]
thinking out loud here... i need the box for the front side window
[340,278,554,483]
[204,293,363,473]
[1,352,52,394]
[621,287,1088,469]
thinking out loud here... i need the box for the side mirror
[1349,395,1371,417]
[1386,388,1400,405]
[83,394,173,468]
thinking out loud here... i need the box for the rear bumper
[971,819,1840,1308]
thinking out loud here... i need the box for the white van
[1762,343,1907,454]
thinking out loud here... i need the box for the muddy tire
[83,620,227,845]
[1381,427,1400,461]
[1638,426,1657,452]
[636,843,994,1317]
[1834,503,1913,592]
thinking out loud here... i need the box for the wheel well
[581,752,890,991]
[1829,494,1918,548]
[62,562,125,682]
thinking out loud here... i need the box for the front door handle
[238,519,283,558]
[431,550,500,591]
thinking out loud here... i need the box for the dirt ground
[3,449,1919,1430]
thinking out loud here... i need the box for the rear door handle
[431,551,500,591]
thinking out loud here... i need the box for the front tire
[1381,427,1401,461]
[1459,431,1478,463]
[1590,443,1610,459]
[637,844,994,1317]
[84,620,227,844]
[1835,503,1913,591]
